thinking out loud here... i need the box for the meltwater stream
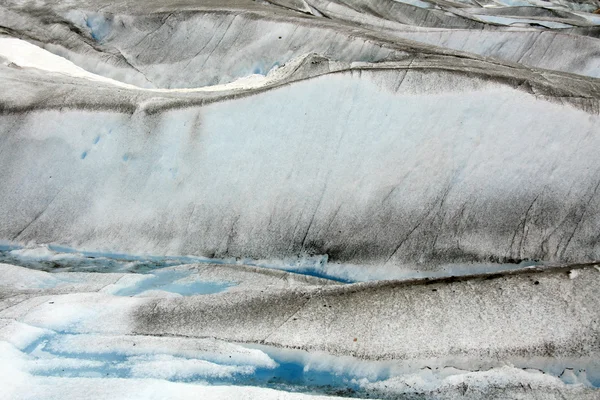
[0,243,543,283]
[19,332,383,398]
[0,243,347,282]
[12,330,600,399]
[1,244,598,398]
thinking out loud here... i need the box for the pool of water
[19,331,600,398]
[22,332,378,397]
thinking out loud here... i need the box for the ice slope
[2,331,596,399]
[0,2,409,88]
[2,0,600,91]
[1,45,600,273]
[0,262,598,398]
[0,242,541,282]
[391,28,600,78]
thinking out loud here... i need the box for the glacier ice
[1,65,600,272]
[1,262,599,398]
[1,0,600,398]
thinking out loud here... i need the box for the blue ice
[23,333,379,396]
[85,14,112,42]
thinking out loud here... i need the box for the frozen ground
[2,0,600,398]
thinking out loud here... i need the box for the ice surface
[0,37,321,93]
[2,263,597,367]
[109,270,234,297]
[0,263,62,289]
[0,325,597,399]
[1,243,544,283]
[392,0,434,8]
[0,262,599,397]
[474,14,574,28]
[1,0,600,398]
[0,321,54,350]
[2,70,599,273]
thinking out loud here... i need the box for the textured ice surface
[0,243,543,282]
[0,263,599,399]
[109,270,234,297]
[2,69,600,273]
[0,256,237,297]
[2,0,600,397]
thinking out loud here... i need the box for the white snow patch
[8,376,344,400]
[14,293,146,334]
[99,274,154,295]
[569,270,579,279]
[363,365,576,395]
[0,37,317,93]
[474,14,573,28]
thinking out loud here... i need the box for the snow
[2,262,597,375]
[0,260,127,292]
[99,274,153,294]
[9,293,144,334]
[1,0,600,397]
[1,376,346,400]
[53,9,397,89]
[0,0,600,399]
[126,355,256,380]
[362,365,591,396]
[0,38,136,89]
[389,29,600,79]
[109,270,234,297]
[0,243,550,283]
[0,37,322,93]
[392,0,434,9]
[46,334,278,368]
[0,261,598,397]
[0,320,53,350]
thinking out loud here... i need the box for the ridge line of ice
[0,37,314,93]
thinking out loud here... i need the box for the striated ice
[1,0,600,398]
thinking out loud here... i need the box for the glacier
[1,0,600,398]
[1,262,599,399]
[2,53,600,273]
